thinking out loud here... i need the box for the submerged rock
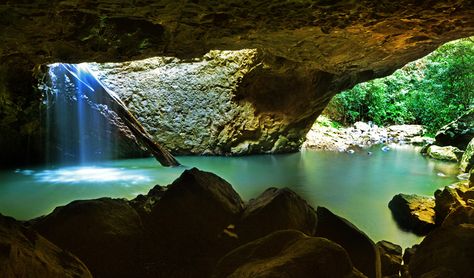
[434,108,474,150]
[315,207,381,278]
[426,145,463,162]
[408,224,474,278]
[388,193,436,235]
[237,187,318,243]
[213,230,365,278]
[376,240,403,277]
[0,213,92,278]
[32,198,145,278]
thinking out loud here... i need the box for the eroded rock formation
[1,1,473,163]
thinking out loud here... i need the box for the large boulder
[388,193,436,235]
[434,185,466,224]
[434,108,474,150]
[237,187,318,243]
[32,198,145,278]
[442,205,474,227]
[315,207,381,278]
[376,240,403,277]
[460,137,474,173]
[408,224,474,278]
[213,229,365,278]
[426,145,463,162]
[0,213,92,278]
[146,168,244,277]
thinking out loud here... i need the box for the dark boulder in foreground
[237,187,318,243]
[0,213,92,278]
[408,224,474,278]
[388,193,436,235]
[376,240,402,277]
[213,229,365,278]
[434,108,474,151]
[315,207,381,278]
[32,198,145,278]
[146,167,244,277]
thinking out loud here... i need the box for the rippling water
[0,144,459,247]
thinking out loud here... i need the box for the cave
[1,1,474,278]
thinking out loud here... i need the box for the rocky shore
[302,116,433,152]
[2,167,473,278]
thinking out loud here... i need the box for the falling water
[44,63,116,164]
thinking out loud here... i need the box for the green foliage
[326,37,474,133]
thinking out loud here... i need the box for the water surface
[0,145,458,247]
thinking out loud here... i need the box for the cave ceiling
[1,0,473,77]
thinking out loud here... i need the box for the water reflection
[29,167,151,184]
[0,146,458,247]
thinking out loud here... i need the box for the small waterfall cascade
[42,63,179,166]
[43,63,117,164]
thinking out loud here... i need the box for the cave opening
[1,1,473,274]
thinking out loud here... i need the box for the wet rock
[426,145,463,162]
[303,118,428,152]
[388,194,436,235]
[146,168,244,277]
[434,108,474,150]
[408,224,474,278]
[237,187,318,243]
[434,185,466,224]
[441,205,474,227]
[213,230,365,278]
[376,240,403,277]
[315,207,381,278]
[32,198,145,278]
[459,137,474,172]
[0,213,92,278]
[403,245,418,265]
[418,267,458,278]
[470,169,474,187]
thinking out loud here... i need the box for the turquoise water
[0,145,458,247]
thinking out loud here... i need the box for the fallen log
[61,64,180,167]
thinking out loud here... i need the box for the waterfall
[44,63,116,164]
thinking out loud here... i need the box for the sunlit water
[0,145,459,248]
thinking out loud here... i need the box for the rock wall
[0,0,473,164]
[88,50,329,155]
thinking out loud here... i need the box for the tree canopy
[325,37,474,134]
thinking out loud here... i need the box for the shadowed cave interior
[0,1,474,278]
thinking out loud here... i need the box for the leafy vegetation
[325,37,474,134]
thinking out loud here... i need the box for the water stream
[0,145,458,248]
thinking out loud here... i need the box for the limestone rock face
[237,187,318,243]
[88,50,313,154]
[460,138,474,172]
[434,108,474,150]
[388,193,436,235]
[32,198,145,278]
[1,0,474,163]
[315,207,381,278]
[426,145,463,162]
[213,230,365,278]
[0,213,92,278]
